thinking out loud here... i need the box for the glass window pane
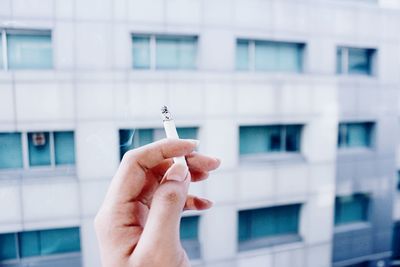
[397,171,400,190]
[335,194,369,225]
[178,37,197,69]
[255,41,303,72]
[286,125,302,152]
[240,125,303,154]
[180,216,199,240]
[156,37,179,69]
[0,233,17,260]
[156,36,196,69]
[238,204,300,241]
[348,48,372,75]
[177,127,198,140]
[236,40,250,70]
[132,36,150,69]
[266,126,282,152]
[238,212,250,241]
[19,231,41,258]
[138,129,154,147]
[275,204,300,234]
[337,123,346,148]
[119,129,135,160]
[278,43,303,73]
[251,207,276,238]
[347,123,371,147]
[239,126,269,154]
[40,227,81,255]
[255,41,278,71]
[0,133,23,169]
[7,33,52,70]
[336,48,343,74]
[338,123,373,148]
[28,132,51,167]
[54,131,75,165]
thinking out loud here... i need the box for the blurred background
[0,0,400,266]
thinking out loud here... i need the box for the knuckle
[122,149,137,162]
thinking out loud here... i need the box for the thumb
[136,163,190,252]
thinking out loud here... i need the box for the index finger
[106,138,198,204]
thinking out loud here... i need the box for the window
[338,122,373,149]
[132,35,151,69]
[132,34,197,70]
[335,194,369,226]
[54,132,76,165]
[0,30,52,70]
[0,133,23,169]
[180,216,200,259]
[0,233,17,261]
[119,127,198,160]
[238,204,302,251]
[0,227,80,263]
[236,39,304,73]
[19,228,81,257]
[336,47,375,76]
[397,171,400,191]
[239,125,302,155]
[0,131,75,171]
[27,131,75,167]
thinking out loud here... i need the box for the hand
[94,139,220,267]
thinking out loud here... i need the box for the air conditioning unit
[32,132,46,146]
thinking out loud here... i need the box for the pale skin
[94,139,220,267]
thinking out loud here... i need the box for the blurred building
[0,0,400,267]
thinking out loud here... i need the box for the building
[0,0,399,267]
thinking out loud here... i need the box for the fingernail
[194,197,213,209]
[187,139,200,147]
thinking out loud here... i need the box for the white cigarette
[161,106,188,167]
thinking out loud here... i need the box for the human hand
[94,139,220,267]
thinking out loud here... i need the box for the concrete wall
[0,0,399,267]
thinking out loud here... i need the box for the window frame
[397,170,400,191]
[0,28,53,71]
[0,227,81,265]
[131,33,199,71]
[239,124,304,162]
[180,215,201,259]
[336,46,376,76]
[337,122,375,150]
[235,38,305,73]
[334,193,371,227]
[25,131,75,170]
[237,204,303,252]
[119,127,199,160]
[0,131,76,178]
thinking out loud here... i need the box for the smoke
[120,129,135,148]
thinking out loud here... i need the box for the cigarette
[161,106,188,167]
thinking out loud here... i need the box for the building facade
[0,0,399,267]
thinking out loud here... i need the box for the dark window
[337,46,375,76]
[239,125,302,155]
[119,127,198,160]
[335,194,370,225]
[0,133,23,169]
[239,204,301,241]
[180,216,200,259]
[338,122,373,148]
